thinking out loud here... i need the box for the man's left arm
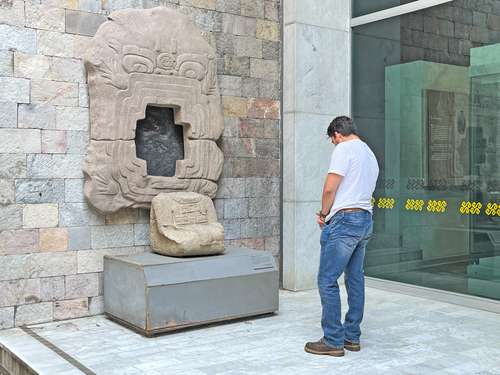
[317,173,343,228]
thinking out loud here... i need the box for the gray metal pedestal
[103,247,279,336]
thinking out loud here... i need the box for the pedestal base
[103,247,279,336]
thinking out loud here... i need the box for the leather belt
[339,208,365,212]
[325,208,366,225]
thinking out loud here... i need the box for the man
[305,116,379,357]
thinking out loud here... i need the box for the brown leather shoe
[344,340,360,352]
[304,339,345,357]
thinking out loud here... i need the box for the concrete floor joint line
[20,326,95,375]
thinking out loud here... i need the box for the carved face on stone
[83,7,224,214]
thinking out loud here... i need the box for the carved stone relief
[150,192,224,256]
[83,7,224,214]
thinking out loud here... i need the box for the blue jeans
[318,210,373,348]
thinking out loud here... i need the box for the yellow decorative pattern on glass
[377,198,395,209]
[459,201,482,215]
[427,200,447,213]
[405,199,424,211]
[485,203,500,216]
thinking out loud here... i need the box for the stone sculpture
[83,7,224,215]
[150,192,224,256]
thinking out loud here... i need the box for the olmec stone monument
[83,7,225,256]
[83,7,224,215]
[84,7,278,335]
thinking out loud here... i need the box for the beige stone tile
[222,96,249,118]
[39,228,68,252]
[247,98,280,120]
[0,229,39,255]
[31,79,79,107]
[41,130,67,154]
[28,252,77,278]
[0,306,14,329]
[37,30,91,59]
[104,208,139,225]
[25,3,65,31]
[64,273,99,299]
[0,179,15,205]
[0,0,25,27]
[15,302,53,326]
[76,246,148,273]
[23,203,59,228]
[53,298,88,320]
[0,279,41,307]
[180,0,216,10]
[0,129,41,153]
[256,20,279,41]
[40,276,65,301]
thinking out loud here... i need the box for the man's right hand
[316,213,325,230]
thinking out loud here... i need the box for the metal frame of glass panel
[366,277,500,314]
[351,0,453,27]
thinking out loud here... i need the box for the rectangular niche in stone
[135,106,184,177]
[82,7,224,214]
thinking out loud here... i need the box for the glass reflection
[353,0,500,300]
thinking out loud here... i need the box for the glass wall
[353,0,500,300]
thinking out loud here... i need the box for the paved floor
[1,287,500,375]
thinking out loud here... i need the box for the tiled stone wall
[0,0,281,329]
[400,0,500,67]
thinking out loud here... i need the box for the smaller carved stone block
[150,192,224,257]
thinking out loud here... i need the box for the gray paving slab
[1,288,500,374]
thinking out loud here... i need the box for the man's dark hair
[327,116,358,137]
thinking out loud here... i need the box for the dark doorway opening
[135,106,184,177]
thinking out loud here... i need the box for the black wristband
[318,211,328,219]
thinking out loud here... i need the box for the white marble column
[282,0,351,290]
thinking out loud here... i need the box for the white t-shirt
[325,139,379,223]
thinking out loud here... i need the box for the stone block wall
[400,0,500,67]
[0,0,281,329]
